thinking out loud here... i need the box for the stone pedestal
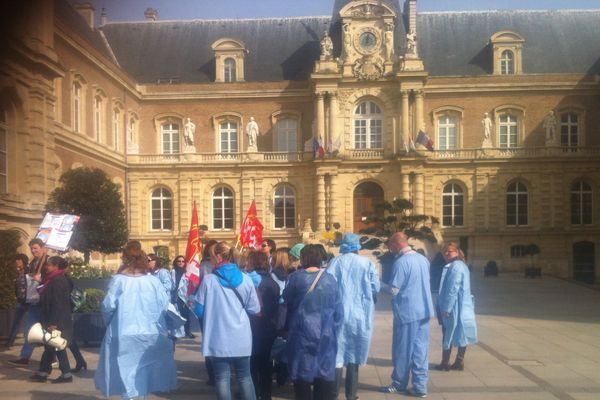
[314,60,339,74]
[482,137,493,148]
[126,143,139,154]
[401,57,424,71]
[247,144,258,153]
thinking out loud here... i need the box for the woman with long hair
[191,241,260,400]
[95,240,176,399]
[435,242,478,371]
[171,255,195,338]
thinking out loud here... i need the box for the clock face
[359,31,377,51]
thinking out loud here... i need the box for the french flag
[313,136,325,158]
[416,130,434,151]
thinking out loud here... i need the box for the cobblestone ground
[1,272,599,399]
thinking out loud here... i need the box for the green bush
[67,256,113,279]
[0,230,21,310]
[76,288,106,313]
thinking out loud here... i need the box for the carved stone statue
[543,110,557,145]
[320,31,333,60]
[184,117,195,147]
[385,24,394,61]
[481,112,493,148]
[406,29,417,56]
[246,117,259,151]
[343,23,351,57]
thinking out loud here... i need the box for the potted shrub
[73,288,107,345]
[0,230,20,339]
[524,244,541,278]
[68,256,112,291]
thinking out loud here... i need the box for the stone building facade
[1,0,599,282]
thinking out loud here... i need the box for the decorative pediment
[211,38,246,51]
[490,30,525,44]
[340,0,396,19]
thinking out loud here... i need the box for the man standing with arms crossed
[381,232,434,398]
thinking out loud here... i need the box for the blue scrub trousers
[391,318,430,394]
[20,304,41,359]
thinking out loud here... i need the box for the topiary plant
[0,230,21,310]
[76,288,106,313]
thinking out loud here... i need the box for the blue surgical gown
[327,253,380,366]
[95,274,176,398]
[437,259,478,349]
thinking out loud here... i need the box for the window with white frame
[128,116,135,144]
[0,108,7,194]
[113,108,121,151]
[94,95,103,142]
[438,115,458,150]
[224,58,237,82]
[500,50,514,75]
[274,184,296,228]
[219,121,238,153]
[442,183,464,227]
[72,82,81,132]
[560,112,579,147]
[499,114,518,148]
[161,123,180,154]
[506,181,528,226]
[151,187,173,231]
[213,187,234,230]
[354,101,382,149]
[571,180,592,225]
[277,118,298,151]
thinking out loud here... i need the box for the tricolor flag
[416,130,434,151]
[184,202,203,297]
[313,136,325,158]
[238,200,264,249]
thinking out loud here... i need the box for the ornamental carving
[351,4,385,18]
[352,58,384,81]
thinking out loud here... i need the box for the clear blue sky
[74,0,600,22]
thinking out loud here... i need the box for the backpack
[70,287,86,312]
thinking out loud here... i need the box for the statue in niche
[320,31,333,60]
[481,112,493,148]
[543,110,557,145]
[184,117,195,147]
[385,23,394,61]
[406,29,417,55]
[343,23,351,56]
[246,117,259,151]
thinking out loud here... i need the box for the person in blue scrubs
[95,241,176,400]
[435,242,477,371]
[327,233,380,400]
[380,232,434,398]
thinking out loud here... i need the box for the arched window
[560,113,579,147]
[113,107,121,151]
[499,114,518,148]
[220,121,238,153]
[500,50,514,75]
[438,115,458,150]
[161,122,180,154]
[224,58,237,82]
[94,94,103,142]
[277,118,298,151]
[274,184,296,229]
[506,181,528,226]
[0,107,7,193]
[213,187,234,229]
[354,101,383,149]
[151,187,173,231]
[571,180,592,225]
[442,183,464,227]
[72,82,82,132]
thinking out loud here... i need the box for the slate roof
[99,8,600,84]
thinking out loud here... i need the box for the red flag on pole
[238,200,264,249]
[184,202,203,296]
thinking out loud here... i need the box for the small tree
[0,229,21,309]
[45,167,128,263]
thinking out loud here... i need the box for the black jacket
[40,274,74,342]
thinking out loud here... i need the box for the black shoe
[70,362,87,373]
[29,374,47,382]
[51,375,73,384]
[9,358,29,366]
[186,332,196,339]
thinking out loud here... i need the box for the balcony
[423,146,600,160]
[127,151,310,165]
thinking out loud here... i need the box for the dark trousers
[39,345,71,376]
[293,378,337,400]
[250,335,276,400]
[5,303,28,346]
[177,298,192,335]
[69,340,86,367]
[336,363,359,400]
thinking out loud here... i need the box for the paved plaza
[1,272,599,399]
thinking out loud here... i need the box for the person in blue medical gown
[380,232,434,398]
[435,242,477,371]
[327,233,380,400]
[283,244,343,400]
[95,241,176,400]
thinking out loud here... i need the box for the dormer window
[211,38,247,83]
[490,31,524,75]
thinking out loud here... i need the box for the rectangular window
[220,122,238,153]
[277,119,298,151]
[113,109,120,151]
[499,115,518,148]
[560,113,579,147]
[72,84,81,132]
[354,120,367,149]
[161,123,180,154]
[438,116,457,150]
[94,97,102,142]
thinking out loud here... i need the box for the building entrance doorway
[573,241,595,284]
[353,181,384,233]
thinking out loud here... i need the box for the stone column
[329,173,338,226]
[415,173,424,214]
[401,90,410,147]
[316,173,326,231]
[316,92,325,141]
[402,173,410,200]
[329,92,339,152]
[414,90,424,134]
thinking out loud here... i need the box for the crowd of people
[4,232,478,400]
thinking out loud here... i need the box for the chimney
[404,0,417,33]
[100,7,107,26]
[144,8,159,21]
[74,2,95,29]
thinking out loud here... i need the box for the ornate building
[1,0,599,282]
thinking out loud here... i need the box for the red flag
[185,202,203,296]
[239,200,264,249]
